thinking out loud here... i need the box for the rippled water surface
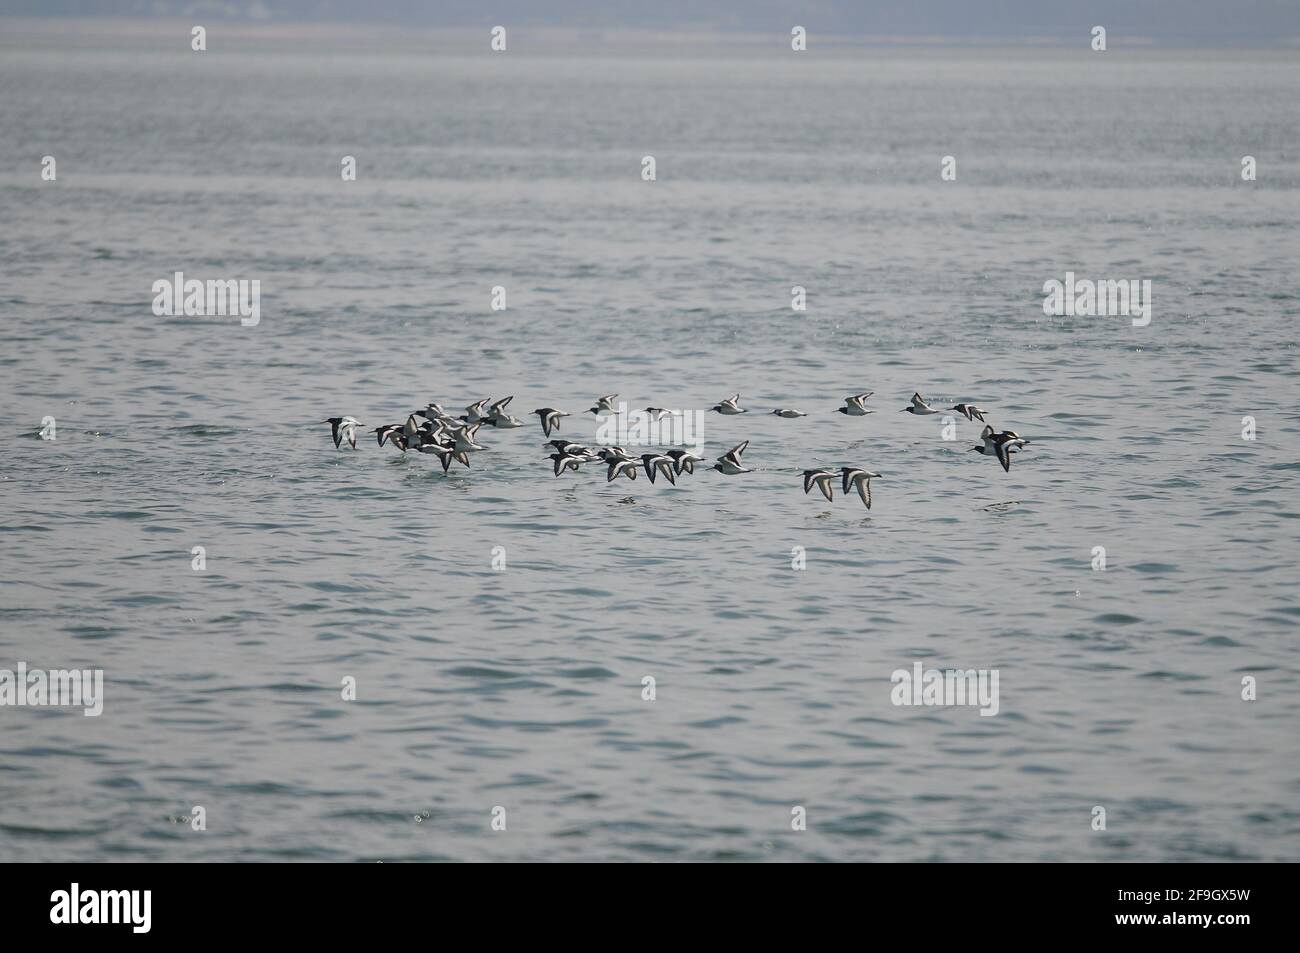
[1,25,1298,861]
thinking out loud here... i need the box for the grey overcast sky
[2,1,1299,45]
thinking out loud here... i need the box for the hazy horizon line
[1,17,1297,52]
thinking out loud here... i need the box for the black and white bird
[772,408,807,418]
[840,467,881,508]
[417,439,468,473]
[370,425,409,452]
[970,426,1031,473]
[950,403,986,423]
[598,446,636,464]
[372,424,404,448]
[322,416,363,449]
[712,440,752,475]
[665,449,705,475]
[416,418,451,440]
[449,423,485,453]
[482,396,517,425]
[588,394,619,414]
[416,402,448,421]
[549,452,585,476]
[643,407,676,422]
[640,452,677,485]
[835,393,873,416]
[606,458,639,482]
[420,409,461,433]
[711,394,747,415]
[840,467,880,508]
[533,407,570,437]
[901,392,940,415]
[407,413,446,445]
[802,468,836,502]
[464,399,492,424]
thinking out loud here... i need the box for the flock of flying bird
[320,391,1032,510]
